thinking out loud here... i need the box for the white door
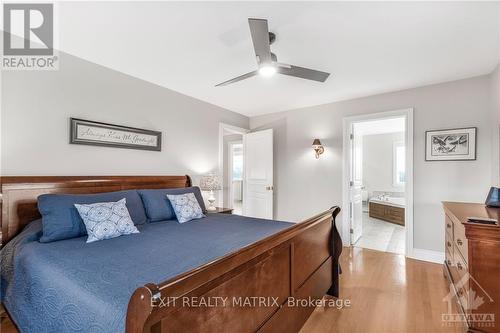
[350,128,363,244]
[243,129,273,219]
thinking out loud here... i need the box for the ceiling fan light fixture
[214,18,330,86]
[258,64,277,77]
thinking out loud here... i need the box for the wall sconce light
[312,139,324,159]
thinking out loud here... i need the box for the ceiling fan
[215,18,330,87]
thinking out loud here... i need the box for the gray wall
[1,52,249,188]
[2,49,498,254]
[250,75,494,252]
[491,65,500,186]
[362,132,405,197]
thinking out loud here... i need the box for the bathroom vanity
[369,199,405,226]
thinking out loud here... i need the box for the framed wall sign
[425,127,476,161]
[70,118,162,151]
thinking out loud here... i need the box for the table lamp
[200,174,222,211]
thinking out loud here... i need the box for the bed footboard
[126,207,342,333]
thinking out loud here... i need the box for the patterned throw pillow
[166,193,205,223]
[74,198,139,243]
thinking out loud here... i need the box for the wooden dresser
[443,202,500,332]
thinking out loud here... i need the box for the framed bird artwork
[425,127,477,161]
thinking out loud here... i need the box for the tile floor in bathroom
[353,212,405,255]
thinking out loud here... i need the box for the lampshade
[312,139,322,147]
[199,174,222,191]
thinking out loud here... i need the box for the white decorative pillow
[166,193,205,223]
[74,198,139,243]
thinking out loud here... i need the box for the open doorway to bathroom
[228,142,243,214]
[220,124,248,215]
[343,109,413,256]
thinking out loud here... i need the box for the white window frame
[393,141,405,187]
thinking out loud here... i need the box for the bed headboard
[0,175,192,245]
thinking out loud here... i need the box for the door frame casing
[227,140,243,209]
[349,131,364,245]
[218,123,249,208]
[341,108,414,256]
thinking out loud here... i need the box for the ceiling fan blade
[277,64,330,82]
[215,70,258,87]
[248,18,272,64]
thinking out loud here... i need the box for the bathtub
[369,196,405,208]
[368,196,405,226]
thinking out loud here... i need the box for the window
[393,142,405,187]
[232,144,243,181]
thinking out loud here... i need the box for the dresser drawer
[453,247,469,312]
[453,219,468,264]
[447,245,469,318]
[445,214,453,240]
[445,243,453,269]
[445,231,454,260]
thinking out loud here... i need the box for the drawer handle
[457,262,463,270]
[457,239,463,246]
[447,223,452,229]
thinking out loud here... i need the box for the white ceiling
[54,1,499,116]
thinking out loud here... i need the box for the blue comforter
[1,214,292,332]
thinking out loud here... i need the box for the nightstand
[207,207,233,214]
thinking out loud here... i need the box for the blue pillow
[75,198,140,243]
[138,187,206,222]
[166,193,205,223]
[38,190,147,243]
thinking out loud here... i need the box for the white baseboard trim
[409,248,445,264]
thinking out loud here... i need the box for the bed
[0,176,342,333]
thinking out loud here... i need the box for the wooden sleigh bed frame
[0,175,342,333]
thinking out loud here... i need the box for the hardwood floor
[300,247,464,333]
[0,308,16,333]
[0,247,463,333]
